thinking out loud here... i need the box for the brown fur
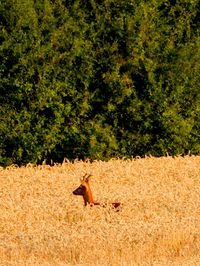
[73,174,121,209]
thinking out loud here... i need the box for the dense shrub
[0,0,200,165]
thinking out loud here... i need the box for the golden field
[1,156,200,266]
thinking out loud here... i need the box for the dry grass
[1,156,200,265]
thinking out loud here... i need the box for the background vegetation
[0,0,200,166]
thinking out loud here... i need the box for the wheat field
[1,156,200,265]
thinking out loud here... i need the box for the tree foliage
[0,0,200,165]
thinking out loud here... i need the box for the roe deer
[73,174,121,209]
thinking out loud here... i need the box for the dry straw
[1,156,200,265]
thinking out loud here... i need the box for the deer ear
[85,174,92,182]
[81,173,87,182]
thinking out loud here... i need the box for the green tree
[0,0,200,166]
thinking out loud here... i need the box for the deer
[72,173,121,209]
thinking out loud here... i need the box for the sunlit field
[1,156,200,265]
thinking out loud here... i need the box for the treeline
[0,0,200,166]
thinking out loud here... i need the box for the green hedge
[0,0,200,165]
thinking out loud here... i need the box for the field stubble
[1,156,200,265]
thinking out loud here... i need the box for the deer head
[73,174,94,206]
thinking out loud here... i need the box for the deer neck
[83,186,94,206]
